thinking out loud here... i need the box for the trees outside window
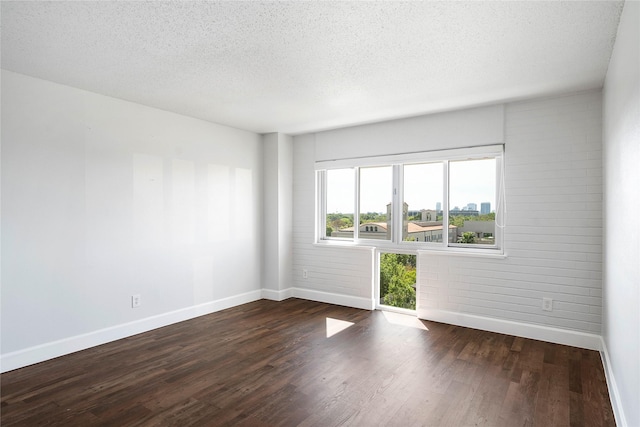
[380,253,416,310]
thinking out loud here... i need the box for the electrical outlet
[132,294,141,308]
[542,297,553,312]
[302,269,308,279]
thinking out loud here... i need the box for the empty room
[1,1,638,426]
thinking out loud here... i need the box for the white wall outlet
[542,297,553,312]
[302,269,308,279]
[132,294,141,308]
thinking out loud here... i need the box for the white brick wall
[292,90,603,339]
[292,134,375,305]
[419,90,603,334]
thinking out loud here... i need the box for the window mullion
[495,155,504,245]
[354,167,360,241]
[392,165,402,243]
[443,160,450,247]
[317,170,325,240]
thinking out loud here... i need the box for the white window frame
[316,145,505,255]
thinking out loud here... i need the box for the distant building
[420,209,437,222]
[331,222,388,239]
[436,202,441,212]
[459,220,495,244]
[450,207,479,216]
[332,203,457,242]
[467,203,477,211]
[332,221,457,243]
[406,223,457,243]
[481,202,491,215]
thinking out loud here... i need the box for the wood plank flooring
[1,299,615,426]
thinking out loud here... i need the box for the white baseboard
[1,288,610,382]
[0,290,262,373]
[600,338,628,427]
[261,287,294,301]
[292,287,375,310]
[417,308,603,351]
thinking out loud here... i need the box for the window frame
[315,145,504,254]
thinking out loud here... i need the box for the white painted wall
[602,1,640,426]
[292,133,376,310]
[277,134,293,294]
[419,91,603,349]
[315,104,504,161]
[263,133,279,295]
[262,132,293,300]
[292,94,603,349]
[1,71,263,370]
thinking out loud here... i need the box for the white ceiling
[1,1,624,135]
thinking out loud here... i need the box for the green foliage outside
[457,231,477,244]
[449,212,495,228]
[380,253,416,310]
[325,212,388,236]
[359,212,387,223]
[326,213,354,232]
[328,212,494,231]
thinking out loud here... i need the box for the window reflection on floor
[325,317,354,338]
[381,310,428,331]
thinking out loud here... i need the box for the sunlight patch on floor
[382,310,428,330]
[326,317,355,338]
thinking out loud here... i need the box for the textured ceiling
[1,1,624,134]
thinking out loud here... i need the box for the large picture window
[316,145,504,253]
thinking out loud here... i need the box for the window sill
[315,240,506,258]
[313,240,376,251]
[417,248,507,259]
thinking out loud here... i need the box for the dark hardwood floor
[1,298,615,426]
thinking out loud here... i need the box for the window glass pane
[403,163,444,243]
[325,168,355,239]
[449,158,496,245]
[359,166,392,240]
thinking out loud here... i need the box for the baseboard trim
[261,287,294,301]
[292,287,375,310]
[417,308,603,351]
[600,338,628,427]
[0,290,262,373]
[1,290,609,380]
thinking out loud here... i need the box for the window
[403,162,443,243]
[449,158,496,246]
[359,166,392,241]
[316,145,503,253]
[324,168,354,239]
